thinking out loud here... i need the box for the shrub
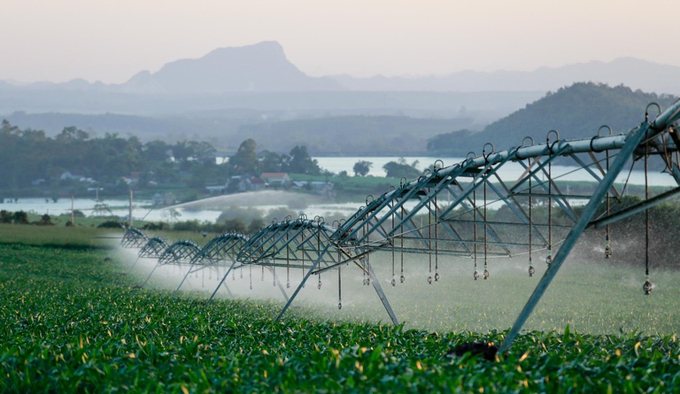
[97,220,123,229]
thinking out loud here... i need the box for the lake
[315,156,677,187]
[4,156,676,223]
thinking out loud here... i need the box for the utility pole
[129,189,134,227]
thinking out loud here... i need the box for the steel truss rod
[586,151,623,200]
[207,260,240,304]
[446,179,514,256]
[514,156,578,222]
[243,222,307,263]
[590,186,680,229]
[441,219,572,229]
[371,246,512,256]
[499,99,680,353]
[267,266,290,302]
[430,194,475,256]
[276,243,334,321]
[367,262,399,326]
[312,248,373,275]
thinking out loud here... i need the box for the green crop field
[1,228,680,393]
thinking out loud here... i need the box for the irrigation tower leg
[499,122,652,353]
[368,263,399,326]
[268,266,290,302]
[174,265,196,295]
[141,263,161,288]
[276,244,332,321]
[128,256,141,272]
[207,260,238,305]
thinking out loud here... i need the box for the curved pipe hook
[417,170,432,186]
[646,102,662,122]
[433,159,444,173]
[482,142,495,163]
[464,151,477,166]
[598,125,613,137]
[546,130,560,153]
[400,176,408,188]
[366,195,374,206]
[521,136,535,147]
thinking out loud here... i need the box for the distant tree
[229,139,259,174]
[259,150,283,172]
[286,145,321,175]
[13,211,28,224]
[223,218,247,234]
[37,214,53,225]
[1,119,20,136]
[247,218,265,235]
[383,158,421,179]
[143,140,171,162]
[162,208,181,223]
[353,160,372,177]
[172,220,201,232]
[187,141,217,164]
[171,141,194,163]
[56,126,89,142]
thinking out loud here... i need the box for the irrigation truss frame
[124,99,680,351]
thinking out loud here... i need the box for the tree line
[0,121,322,197]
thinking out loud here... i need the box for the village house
[260,172,290,189]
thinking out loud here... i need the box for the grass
[0,223,118,249]
[1,229,680,392]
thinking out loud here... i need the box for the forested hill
[427,83,679,156]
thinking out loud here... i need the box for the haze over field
[2,0,679,85]
[2,1,680,154]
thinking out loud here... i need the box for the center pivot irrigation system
[122,100,680,352]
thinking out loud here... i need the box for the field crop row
[1,243,679,392]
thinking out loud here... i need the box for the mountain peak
[209,40,283,54]
[123,41,341,94]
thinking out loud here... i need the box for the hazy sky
[2,0,679,84]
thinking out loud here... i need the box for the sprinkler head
[427,276,433,285]
[286,282,290,288]
[434,273,440,282]
[366,277,371,286]
[473,270,480,280]
[483,270,490,280]
[546,255,552,266]
[317,280,322,290]
[605,245,612,259]
[391,278,396,287]
[400,275,405,283]
[643,280,652,295]
[338,302,342,310]
[528,266,535,277]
